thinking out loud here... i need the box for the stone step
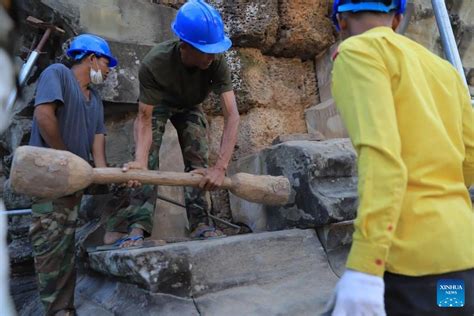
[88,229,338,312]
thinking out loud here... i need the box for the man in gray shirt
[28,34,116,316]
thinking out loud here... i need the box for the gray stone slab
[97,42,153,104]
[316,221,354,278]
[195,271,336,316]
[88,229,337,302]
[229,139,358,232]
[75,274,198,316]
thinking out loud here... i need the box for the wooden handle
[92,168,233,188]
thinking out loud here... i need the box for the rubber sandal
[190,224,225,239]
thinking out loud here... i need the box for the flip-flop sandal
[116,235,144,248]
[190,225,226,239]
[88,235,144,252]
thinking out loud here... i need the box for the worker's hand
[121,160,147,188]
[324,270,386,316]
[191,166,226,191]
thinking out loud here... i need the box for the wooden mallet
[10,146,291,205]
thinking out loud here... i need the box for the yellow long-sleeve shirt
[332,27,474,277]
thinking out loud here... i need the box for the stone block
[88,229,337,306]
[3,179,32,210]
[272,132,325,145]
[228,139,358,232]
[154,121,188,239]
[315,42,339,103]
[316,220,354,277]
[316,220,354,252]
[305,98,348,139]
[270,0,335,59]
[98,42,154,104]
[208,107,311,163]
[41,0,177,46]
[0,117,31,153]
[103,114,135,167]
[204,48,318,115]
[209,0,279,51]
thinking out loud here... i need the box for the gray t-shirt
[29,63,106,161]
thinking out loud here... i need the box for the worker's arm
[460,86,474,187]
[92,134,107,168]
[123,102,154,171]
[195,90,240,191]
[332,44,408,277]
[123,62,159,172]
[34,103,67,150]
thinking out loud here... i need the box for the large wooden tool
[10,146,291,205]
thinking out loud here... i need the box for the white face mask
[90,59,104,85]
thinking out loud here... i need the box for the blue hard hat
[171,0,232,54]
[66,34,118,67]
[332,0,407,30]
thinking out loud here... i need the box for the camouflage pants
[106,104,210,233]
[29,192,82,315]
[104,184,155,235]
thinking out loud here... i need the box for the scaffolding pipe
[0,199,16,316]
[431,0,470,85]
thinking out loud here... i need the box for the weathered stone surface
[0,117,33,210]
[305,98,348,139]
[316,220,354,252]
[103,113,135,167]
[210,0,279,51]
[39,0,176,46]
[13,273,199,316]
[208,107,309,163]
[228,139,358,232]
[88,229,337,304]
[195,271,333,315]
[315,42,339,103]
[8,214,31,240]
[3,179,32,210]
[7,215,34,276]
[404,0,473,79]
[272,132,325,145]
[8,237,33,269]
[316,220,353,277]
[204,48,318,115]
[97,42,154,104]
[75,274,198,316]
[205,48,317,161]
[0,117,31,154]
[10,274,41,316]
[153,121,188,240]
[270,0,335,59]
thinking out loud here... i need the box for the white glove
[323,270,386,316]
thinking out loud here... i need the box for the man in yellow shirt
[326,0,474,315]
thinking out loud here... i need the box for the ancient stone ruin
[2,0,473,315]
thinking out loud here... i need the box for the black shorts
[385,268,474,316]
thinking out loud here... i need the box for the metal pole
[0,199,16,316]
[0,209,32,216]
[431,0,468,87]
